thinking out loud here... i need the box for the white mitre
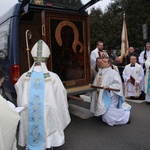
[25,40,51,80]
[31,39,50,62]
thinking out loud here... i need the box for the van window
[0,20,10,59]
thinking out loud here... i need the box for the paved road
[18,100,150,150]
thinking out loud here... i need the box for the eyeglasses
[130,58,136,60]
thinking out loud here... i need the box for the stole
[147,70,150,94]
[28,71,45,150]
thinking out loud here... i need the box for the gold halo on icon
[55,20,83,53]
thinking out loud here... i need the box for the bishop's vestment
[15,66,71,148]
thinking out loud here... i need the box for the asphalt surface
[18,100,150,150]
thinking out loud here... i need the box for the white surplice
[90,48,108,67]
[122,63,144,97]
[112,65,119,73]
[0,95,20,150]
[15,66,71,148]
[145,56,150,102]
[139,50,150,91]
[139,50,150,66]
[90,67,131,126]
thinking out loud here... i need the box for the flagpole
[124,13,128,65]
[124,13,129,57]
[119,13,129,64]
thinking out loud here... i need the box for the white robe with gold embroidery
[122,63,144,97]
[15,66,71,148]
[90,67,131,126]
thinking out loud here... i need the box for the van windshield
[18,0,96,11]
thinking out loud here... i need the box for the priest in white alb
[122,54,144,98]
[90,57,131,126]
[90,41,109,67]
[0,95,21,150]
[0,69,20,150]
[144,56,150,103]
[15,40,71,150]
[139,42,150,67]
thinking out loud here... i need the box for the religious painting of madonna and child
[42,11,90,87]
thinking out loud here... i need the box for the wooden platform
[66,84,95,95]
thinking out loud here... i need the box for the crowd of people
[1,40,150,149]
[90,41,150,126]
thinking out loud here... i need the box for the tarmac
[18,96,150,150]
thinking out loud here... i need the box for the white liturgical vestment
[145,56,150,102]
[0,95,20,150]
[90,67,131,126]
[15,66,71,148]
[139,50,150,66]
[90,48,108,67]
[122,63,144,97]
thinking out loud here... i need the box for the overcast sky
[0,0,111,17]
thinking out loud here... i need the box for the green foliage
[89,8,103,49]
[125,0,150,48]
[89,0,150,51]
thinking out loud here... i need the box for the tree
[89,0,150,52]
[89,1,124,50]
[102,1,124,49]
[125,0,150,49]
[89,8,103,50]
